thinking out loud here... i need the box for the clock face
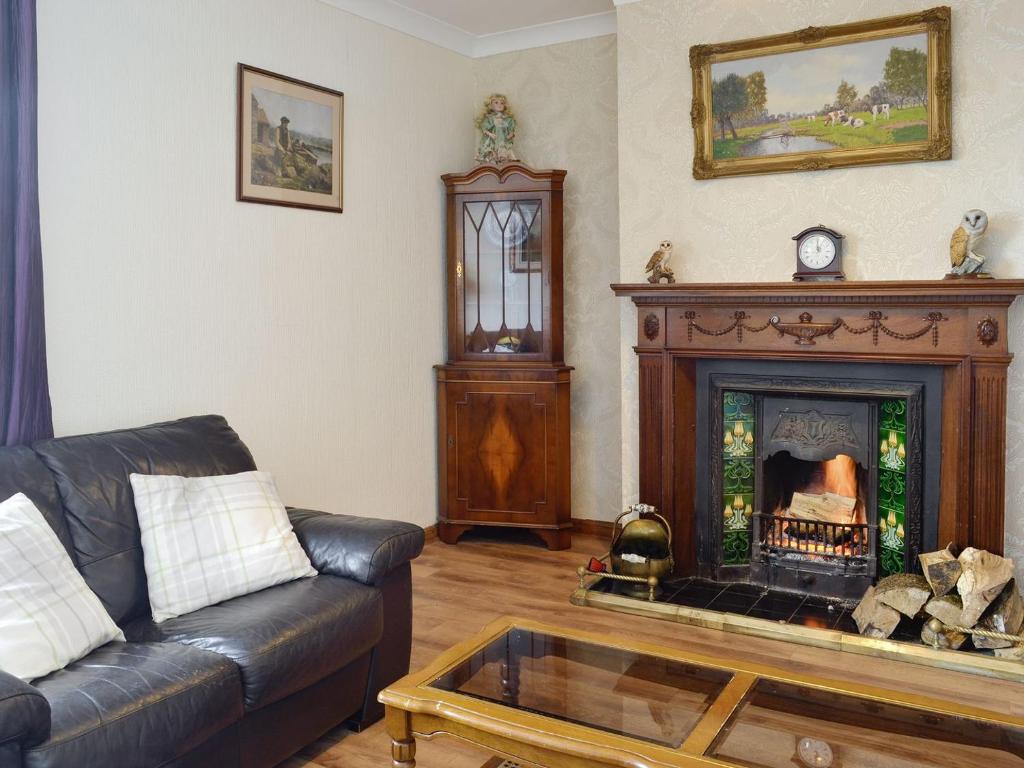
[798,234,836,270]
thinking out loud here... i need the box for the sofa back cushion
[32,415,258,624]
[0,444,75,556]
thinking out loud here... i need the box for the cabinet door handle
[447,436,456,448]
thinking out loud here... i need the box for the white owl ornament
[645,240,675,284]
[947,209,990,277]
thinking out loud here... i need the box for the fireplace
[613,279,1024,603]
[695,361,941,600]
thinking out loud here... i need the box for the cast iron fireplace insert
[695,359,942,602]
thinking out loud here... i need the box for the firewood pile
[852,546,1023,659]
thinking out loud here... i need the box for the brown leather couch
[0,415,424,768]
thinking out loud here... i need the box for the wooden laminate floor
[283,529,1024,768]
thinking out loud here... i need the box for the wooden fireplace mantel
[613,279,1024,575]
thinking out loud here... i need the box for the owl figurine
[645,240,675,284]
[948,209,989,276]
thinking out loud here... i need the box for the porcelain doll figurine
[475,93,518,165]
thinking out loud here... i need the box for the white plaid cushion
[130,470,317,623]
[0,493,125,681]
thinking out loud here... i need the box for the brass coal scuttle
[577,504,674,600]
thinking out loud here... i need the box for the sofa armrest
[287,508,425,586]
[0,670,50,750]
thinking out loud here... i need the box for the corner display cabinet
[436,164,572,550]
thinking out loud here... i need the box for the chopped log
[852,585,901,639]
[974,580,1024,650]
[874,573,932,618]
[921,617,968,650]
[924,593,964,627]
[787,492,857,523]
[918,546,962,597]
[957,547,1015,627]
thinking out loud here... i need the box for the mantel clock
[435,164,572,550]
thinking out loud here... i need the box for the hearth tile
[666,580,726,609]
[746,592,805,622]
[718,582,765,599]
[707,587,764,615]
[789,599,845,631]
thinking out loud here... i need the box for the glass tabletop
[708,679,1024,768]
[428,627,733,748]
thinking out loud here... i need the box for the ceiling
[319,0,626,57]
[390,0,615,36]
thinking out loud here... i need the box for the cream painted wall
[616,0,1024,574]
[36,0,473,527]
[474,36,622,522]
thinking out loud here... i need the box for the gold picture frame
[690,7,951,180]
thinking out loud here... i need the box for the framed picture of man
[237,64,344,212]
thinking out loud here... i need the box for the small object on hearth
[874,573,932,618]
[919,545,962,597]
[851,585,901,639]
[644,241,675,284]
[792,225,845,281]
[609,505,674,596]
[921,617,968,650]
[475,94,517,165]
[974,580,1024,649]
[957,546,1015,626]
[587,557,606,573]
[947,209,990,278]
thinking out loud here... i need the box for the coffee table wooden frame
[379,616,1024,767]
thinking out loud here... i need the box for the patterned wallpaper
[617,0,1024,576]
[475,36,622,522]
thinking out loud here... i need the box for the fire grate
[757,513,871,561]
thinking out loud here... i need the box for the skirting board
[423,518,612,544]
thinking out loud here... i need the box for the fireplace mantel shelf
[612,279,1024,307]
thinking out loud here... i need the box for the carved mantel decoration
[613,279,1024,576]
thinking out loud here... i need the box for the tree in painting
[835,80,858,111]
[712,73,749,140]
[883,47,928,108]
[743,71,768,122]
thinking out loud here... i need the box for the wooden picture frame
[237,64,344,212]
[690,7,951,180]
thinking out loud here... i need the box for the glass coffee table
[379,617,1024,767]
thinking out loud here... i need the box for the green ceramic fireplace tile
[722,391,755,565]
[878,398,908,577]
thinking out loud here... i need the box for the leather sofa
[0,416,424,768]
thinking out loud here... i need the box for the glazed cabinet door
[442,382,555,523]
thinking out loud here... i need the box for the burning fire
[821,454,858,501]
[767,453,867,558]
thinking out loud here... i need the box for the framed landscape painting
[690,7,951,179]
[237,64,344,212]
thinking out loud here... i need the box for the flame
[821,454,858,499]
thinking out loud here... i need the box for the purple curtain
[0,0,52,445]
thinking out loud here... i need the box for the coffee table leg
[386,707,416,767]
[391,737,416,767]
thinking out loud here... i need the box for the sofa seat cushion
[24,642,242,768]
[126,575,383,711]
